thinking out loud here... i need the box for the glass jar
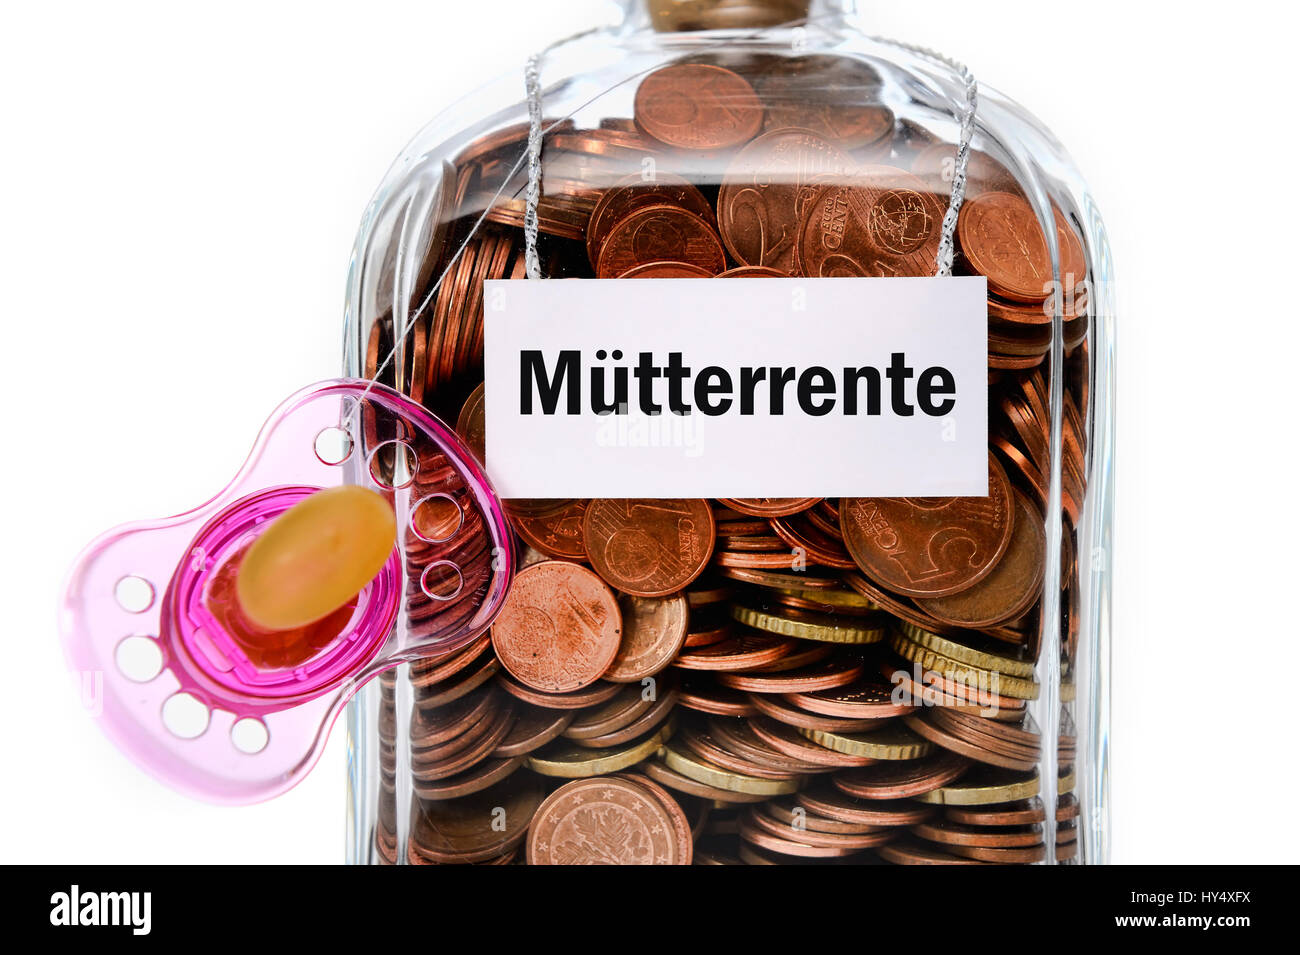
[344,0,1113,865]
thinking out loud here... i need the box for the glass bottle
[344,0,1113,865]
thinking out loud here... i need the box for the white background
[2,0,1294,864]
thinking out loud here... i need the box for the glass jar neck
[617,0,856,33]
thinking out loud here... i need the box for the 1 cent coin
[595,205,726,278]
[957,191,1052,303]
[634,63,763,150]
[511,499,589,562]
[527,776,683,865]
[491,560,622,692]
[583,498,716,597]
[604,592,690,682]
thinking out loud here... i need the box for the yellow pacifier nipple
[235,485,397,631]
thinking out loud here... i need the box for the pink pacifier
[60,379,512,803]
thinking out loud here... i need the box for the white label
[483,276,988,498]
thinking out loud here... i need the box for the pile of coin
[365,52,1091,864]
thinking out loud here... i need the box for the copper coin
[491,707,575,758]
[511,499,589,562]
[914,489,1045,629]
[761,94,893,152]
[796,167,946,278]
[644,758,769,805]
[413,755,526,801]
[1052,207,1087,296]
[551,127,663,160]
[717,265,786,277]
[840,453,1015,598]
[957,191,1052,303]
[491,561,622,692]
[1056,792,1081,822]
[480,192,593,241]
[763,797,883,834]
[945,797,1048,827]
[741,641,833,673]
[410,778,545,864]
[409,633,493,688]
[716,128,853,273]
[945,841,1047,864]
[833,749,971,800]
[411,705,515,781]
[716,656,863,693]
[748,692,885,733]
[680,727,807,781]
[842,571,968,638]
[904,713,1037,772]
[754,55,890,149]
[684,618,732,648]
[583,498,716,597]
[912,818,1043,848]
[746,807,895,849]
[719,566,843,590]
[686,579,734,609]
[410,686,498,747]
[587,172,715,267]
[563,683,658,740]
[526,776,683,865]
[910,144,1020,200]
[875,837,986,865]
[415,655,500,709]
[748,716,875,768]
[411,691,505,758]
[570,688,677,749]
[928,706,1041,753]
[677,677,759,716]
[496,675,622,710]
[714,549,801,569]
[717,497,821,518]
[673,632,798,671]
[454,381,485,464]
[615,772,695,866]
[595,205,726,279]
[633,64,763,150]
[796,786,934,827]
[619,261,714,278]
[770,512,856,569]
[604,592,690,682]
[881,659,1027,716]
[783,675,912,720]
[707,717,829,775]
[737,817,866,858]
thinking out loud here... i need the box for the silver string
[867,36,978,276]
[524,27,604,279]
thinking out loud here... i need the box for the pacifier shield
[60,379,513,803]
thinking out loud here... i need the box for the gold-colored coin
[916,769,1041,806]
[797,723,934,760]
[525,719,674,778]
[776,587,879,612]
[661,742,801,796]
[731,605,887,644]
[1058,766,1076,794]
[895,620,1036,678]
[890,633,1040,700]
